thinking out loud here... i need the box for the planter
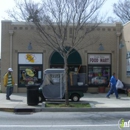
[98,87,105,93]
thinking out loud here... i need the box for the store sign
[126,51,130,76]
[18,53,43,64]
[88,54,111,64]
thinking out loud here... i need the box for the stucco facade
[1,20,125,93]
[120,22,130,86]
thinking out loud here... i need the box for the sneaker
[116,97,120,99]
[106,96,110,98]
[6,97,10,100]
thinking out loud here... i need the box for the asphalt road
[0,111,130,130]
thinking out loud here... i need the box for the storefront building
[1,20,126,93]
[119,22,130,87]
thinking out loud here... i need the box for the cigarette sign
[18,53,43,64]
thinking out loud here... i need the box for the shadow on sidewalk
[12,93,26,97]
[10,99,23,102]
[119,98,130,101]
[87,100,104,105]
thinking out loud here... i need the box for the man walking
[106,72,119,99]
[3,68,15,100]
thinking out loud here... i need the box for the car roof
[44,68,65,74]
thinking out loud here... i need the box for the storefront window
[18,65,43,87]
[88,65,110,85]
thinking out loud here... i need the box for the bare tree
[106,16,120,23]
[113,0,130,24]
[7,0,106,105]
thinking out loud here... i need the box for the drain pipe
[9,30,14,68]
[116,32,121,78]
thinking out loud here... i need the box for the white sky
[0,0,119,58]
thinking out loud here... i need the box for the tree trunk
[64,55,69,105]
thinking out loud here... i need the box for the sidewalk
[0,92,130,112]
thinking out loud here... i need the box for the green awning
[50,49,82,65]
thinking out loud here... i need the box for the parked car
[91,76,107,84]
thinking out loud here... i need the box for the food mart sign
[88,54,111,64]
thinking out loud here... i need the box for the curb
[0,108,14,112]
[39,107,130,112]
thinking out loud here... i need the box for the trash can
[26,84,40,106]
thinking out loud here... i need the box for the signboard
[88,54,111,64]
[51,74,60,83]
[126,51,130,76]
[18,53,43,64]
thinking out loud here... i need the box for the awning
[50,49,82,65]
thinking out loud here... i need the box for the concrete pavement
[0,92,130,112]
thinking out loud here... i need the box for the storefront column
[9,30,14,68]
[116,32,121,78]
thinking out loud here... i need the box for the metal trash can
[26,84,40,106]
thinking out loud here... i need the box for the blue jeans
[106,85,118,98]
[6,87,13,98]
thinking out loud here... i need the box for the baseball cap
[8,68,13,72]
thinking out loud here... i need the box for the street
[0,111,130,130]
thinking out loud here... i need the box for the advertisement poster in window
[19,66,43,87]
[126,52,130,76]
